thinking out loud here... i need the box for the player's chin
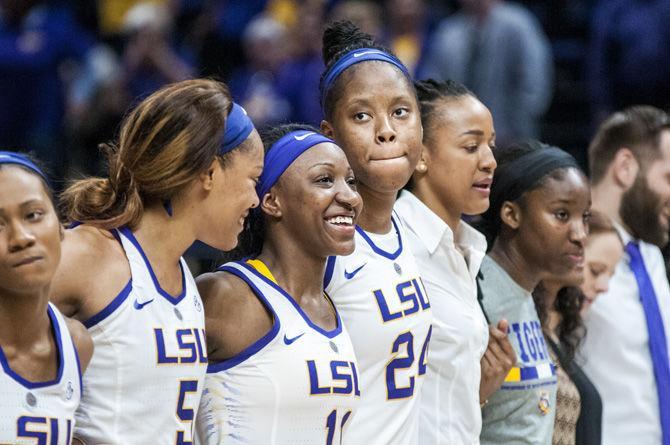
[464,195,490,215]
[369,171,413,193]
[332,239,356,256]
[203,233,239,252]
[5,271,50,293]
[322,234,356,257]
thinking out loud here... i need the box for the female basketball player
[195,124,362,444]
[319,21,432,444]
[394,79,515,443]
[50,80,264,444]
[477,141,591,445]
[0,152,93,444]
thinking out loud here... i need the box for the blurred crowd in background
[2,0,669,188]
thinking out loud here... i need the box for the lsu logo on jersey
[154,328,208,365]
[373,278,431,323]
[15,416,73,445]
[307,360,361,396]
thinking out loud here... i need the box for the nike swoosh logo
[353,50,381,58]
[283,333,305,345]
[344,263,366,279]
[133,299,154,310]
[294,132,315,141]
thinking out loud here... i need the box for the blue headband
[221,103,254,154]
[0,151,48,183]
[257,130,334,198]
[320,48,411,109]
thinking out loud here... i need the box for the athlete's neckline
[355,213,404,260]
[118,227,188,305]
[0,305,65,389]
[238,261,343,339]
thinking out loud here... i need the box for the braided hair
[414,79,476,144]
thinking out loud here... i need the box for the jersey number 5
[176,380,198,445]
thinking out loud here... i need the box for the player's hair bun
[322,20,376,67]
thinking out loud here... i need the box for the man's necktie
[626,241,670,445]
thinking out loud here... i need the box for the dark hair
[478,140,578,247]
[223,123,322,262]
[404,79,478,191]
[320,20,406,118]
[61,79,235,230]
[589,106,670,184]
[414,78,476,144]
[533,284,585,363]
[0,153,58,216]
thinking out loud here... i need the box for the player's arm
[479,319,517,403]
[197,271,274,363]
[51,226,130,322]
[65,316,94,372]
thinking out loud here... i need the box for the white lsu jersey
[75,227,207,444]
[196,260,360,445]
[324,213,433,445]
[0,303,82,445]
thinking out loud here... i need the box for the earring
[417,163,427,173]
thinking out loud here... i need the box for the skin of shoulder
[50,226,131,322]
[197,270,274,363]
[64,316,94,372]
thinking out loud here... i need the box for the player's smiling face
[0,166,62,296]
[271,142,362,257]
[197,132,264,251]
[322,62,423,195]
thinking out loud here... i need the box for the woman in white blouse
[395,79,516,444]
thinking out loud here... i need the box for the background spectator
[382,0,431,76]
[330,0,382,38]
[587,0,670,126]
[275,0,326,125]
[420,0,553,147]
[120,2,195,100]
[228,13,290,126]
[0,0,95,187]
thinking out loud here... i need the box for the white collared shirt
[395,191,490,444]
[580,224,670,445]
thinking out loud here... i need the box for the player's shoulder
[51,224,131,319]
[197,265,268,325]
[61,225,128,275]
[197,266,255,308]
[197,266,274,362]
